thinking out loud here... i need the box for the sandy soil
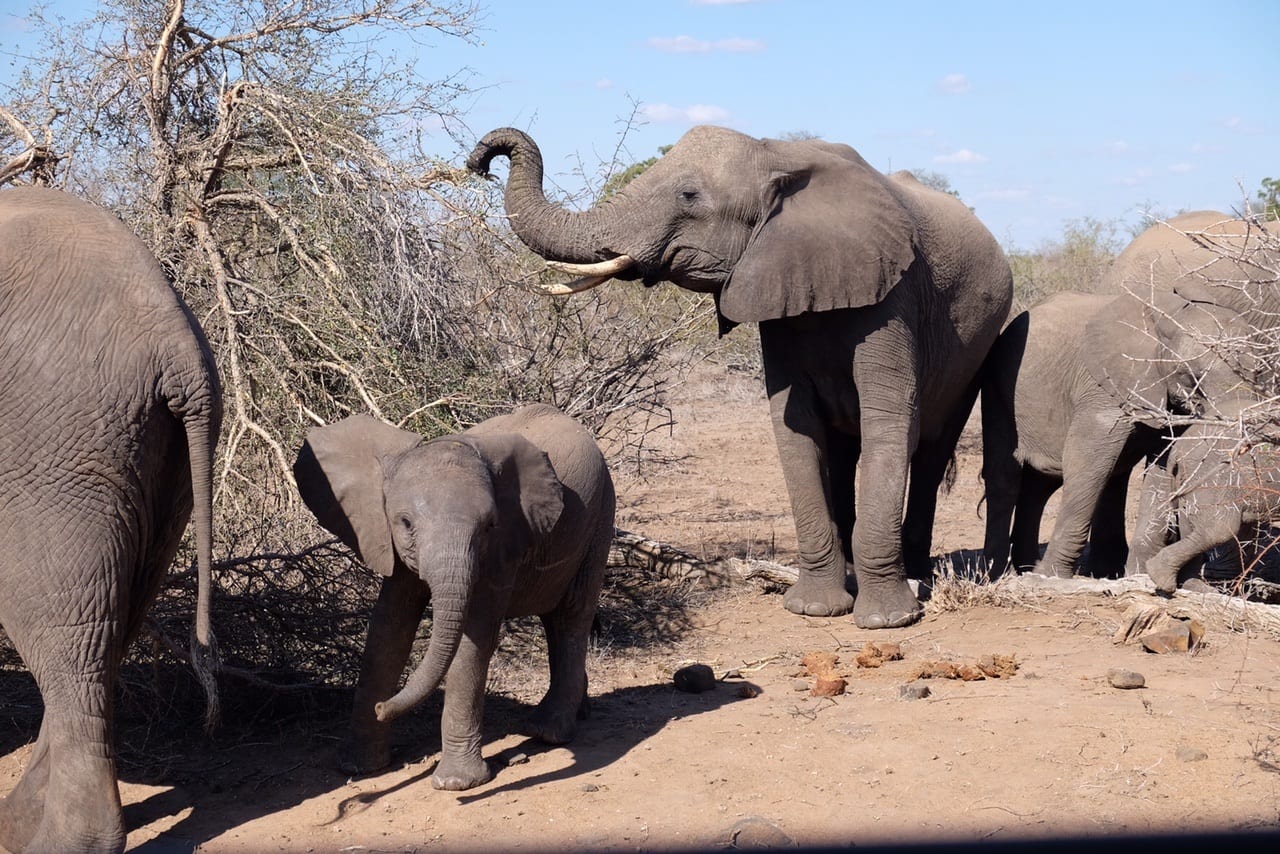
[3,360,1279,852]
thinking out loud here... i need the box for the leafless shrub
[1123,205,1280,594]
[0,0,720,707]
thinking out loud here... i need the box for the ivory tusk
[544,254,635,277]
[528,274,612,296]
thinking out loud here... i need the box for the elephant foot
[524,692,586,745]
[1031,559,1075,580]
[851,576,923,629]
[0,792,40,854]
[783,573,854,617]
[431,753,492,791]
[336,738,391,777]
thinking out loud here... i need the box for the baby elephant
[1128,404,1280,593]
[294,404,615,790]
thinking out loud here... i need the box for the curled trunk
[374,567,470,723]
[467,127,622,266]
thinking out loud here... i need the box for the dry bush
[0,0,725,719]
[1007,217,1126,311]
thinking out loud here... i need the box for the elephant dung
[800,650,840,674]
[855,642,904,668]
[811,674,847,697]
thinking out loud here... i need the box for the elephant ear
[1081,292,1189,426]
[461,431,565,564]
[719,138,918,324]
[293,414,422,577]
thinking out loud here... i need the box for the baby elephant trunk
[374,571,470,723]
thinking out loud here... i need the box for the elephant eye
[680,189,698,203]
[398,515,413,532]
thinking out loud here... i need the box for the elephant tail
[184,403,222,732]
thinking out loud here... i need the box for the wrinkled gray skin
[1127,404,1280,592]
[1083,211,1280,592]
[982,291,1170,577]
[294,404,615,791]
[468,126,1013,627]
[0,188,221,854]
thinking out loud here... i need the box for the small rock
[1140,623,1192,654]
[727,816,796,849]
[506,752,529,766]
[673,663,716,693]
[736,684,761,699]
[900,683,931,700]
[580,782,600,792]
[1107,668,1145,689]
[1176,746,1208,762]
[792,678,810,692]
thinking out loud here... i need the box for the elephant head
[466,126,918,327]
[293,415,564,722]
[1084,212,1279,426]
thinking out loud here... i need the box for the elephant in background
[294,404,615,791]
[0,187,221,854]
[981,291,1170,577]
[1126,397,1280,592]
[468,125,1013,627]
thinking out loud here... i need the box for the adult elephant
[0,187,222,854]
[468,126,1013,627]
[1085,211,1280,590]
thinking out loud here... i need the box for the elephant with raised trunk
[294,404,615,791]
[468,126,1013,627]
[0,187,221,854]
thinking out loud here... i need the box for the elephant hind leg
[528,534,610,745]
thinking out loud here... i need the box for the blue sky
[3,0,1277,248]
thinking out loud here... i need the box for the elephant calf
[294,404,615,791]
[982,291,1167,577]
[1127,401,1280,593]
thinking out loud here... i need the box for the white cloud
[936,73,971,95]
[1168,162,1194,174]
[595,78,615,90]
[647,35,765,53]
[933,148,987,165]
[1103,140,1131,156]
[641,103,733,124]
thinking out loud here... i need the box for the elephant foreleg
[341,564,430,776]
[1037,413,1132,578]
[432,611,504,791]
[766,383,854,617]
[1126,459,1175,577]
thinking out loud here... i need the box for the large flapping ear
[293,414,422,576]
[719,138,918,324]
[1081,292,1190,427]
[460,431,565,564]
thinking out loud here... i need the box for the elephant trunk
[467,127,629,272]
[374,555,472,723]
